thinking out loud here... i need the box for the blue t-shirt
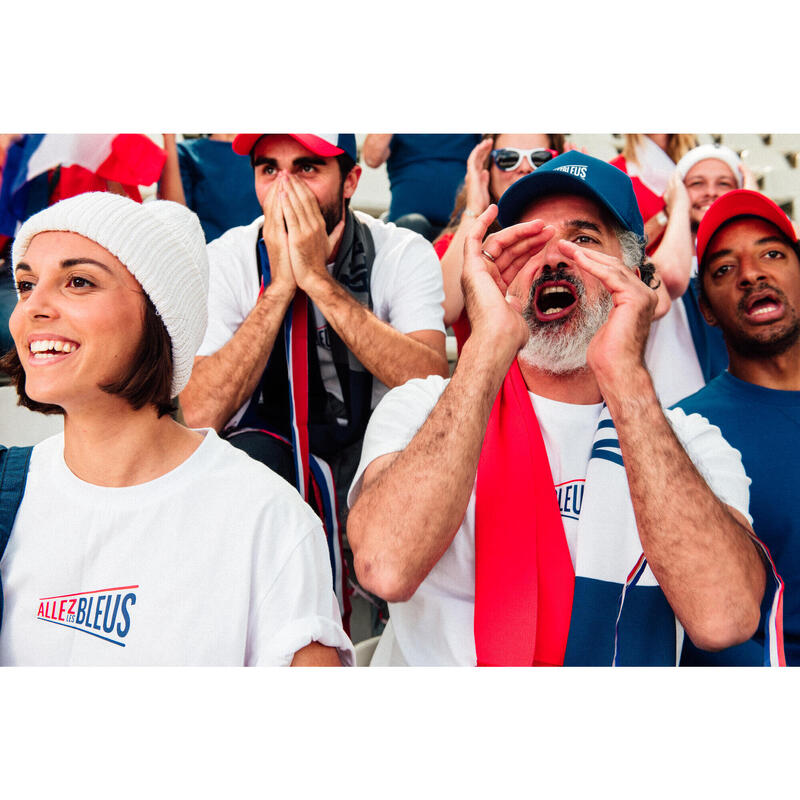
[676,371,800,665]
[386,134,480,226]
[682,278,729,383]
[177,138,261,243]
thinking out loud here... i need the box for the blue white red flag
[0,134,165,237]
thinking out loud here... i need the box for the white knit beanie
[675,144,743,187]
[11,192,209,397]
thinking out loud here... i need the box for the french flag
[0,134,166,239]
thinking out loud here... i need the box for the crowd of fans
[0,132,797,666]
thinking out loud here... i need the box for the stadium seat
[0,386,63,446]
[719,133,767,152]
[566,134,621,161]
[355,635,381,666]
[762,169,800,204]
[768,134,800,153]
[352,159,391,218]
[741,147,792,175]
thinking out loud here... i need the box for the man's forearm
[348,338,513,602]
[304,273,449,385]
[362,134,393,168]
[180,284,294,431]
[602,367,766,650]
[158,134,187,206]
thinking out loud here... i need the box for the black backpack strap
[0,445,33,634]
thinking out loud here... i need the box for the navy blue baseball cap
[496,151,644,237]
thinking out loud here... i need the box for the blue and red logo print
[555,479,585,522]
[36,585,138,647]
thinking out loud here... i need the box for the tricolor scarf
[232,212,377,628]
[474,361,785,666]
[242,210,375,462]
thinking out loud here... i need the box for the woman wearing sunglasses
[434,134,565,354]
[0,192,354,666]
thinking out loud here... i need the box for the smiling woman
[0,192,354,667]
[4,232,174,417]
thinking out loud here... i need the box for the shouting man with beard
[181,134,449,624]
[676,190,800,666]
[347,152,778,667]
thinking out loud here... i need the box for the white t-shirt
[645,255,705,407]
[348,374,751,666]
[199,211,447,429]
[0,430,355,666]
[645,296,705,407]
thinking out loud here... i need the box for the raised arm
[158,134,188,206]
[559,238,766,651]
[180,182,297,431]
[280,173,450,385]
[439,137,494,325]
[362,134,393,168]
[347,207,552,601]
[649,169,694,300]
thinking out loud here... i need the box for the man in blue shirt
[677,189,799,665]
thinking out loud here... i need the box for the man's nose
[538,235,568,266]
[738,255,768,287]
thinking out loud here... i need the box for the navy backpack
[0,446,33,633]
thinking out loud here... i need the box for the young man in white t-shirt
[180,134,448,493]
[179,135,450,629]
[347,152,767,667]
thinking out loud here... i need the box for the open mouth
[742,289,785,324]
[28,338,80,361]
[533,281,579,322]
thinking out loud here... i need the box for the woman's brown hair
[0,293,175,417]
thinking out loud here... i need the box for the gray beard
[518,275,613,374]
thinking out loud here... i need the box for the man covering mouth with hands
[180,134,449,624]
[347,151,780,667]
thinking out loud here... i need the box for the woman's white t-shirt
[0,430,354,666]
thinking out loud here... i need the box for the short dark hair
[0,294,175,417]
[336,153,356,212]
[610,221,660,291]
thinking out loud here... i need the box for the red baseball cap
[697,189,798,269]
[231,133,357,161]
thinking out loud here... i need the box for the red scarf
[474,360,575,666]
[287,290,311,499]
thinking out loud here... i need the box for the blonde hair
[622,134,697,166]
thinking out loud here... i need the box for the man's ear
[343,164,362,200]
[699,291,719,327]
